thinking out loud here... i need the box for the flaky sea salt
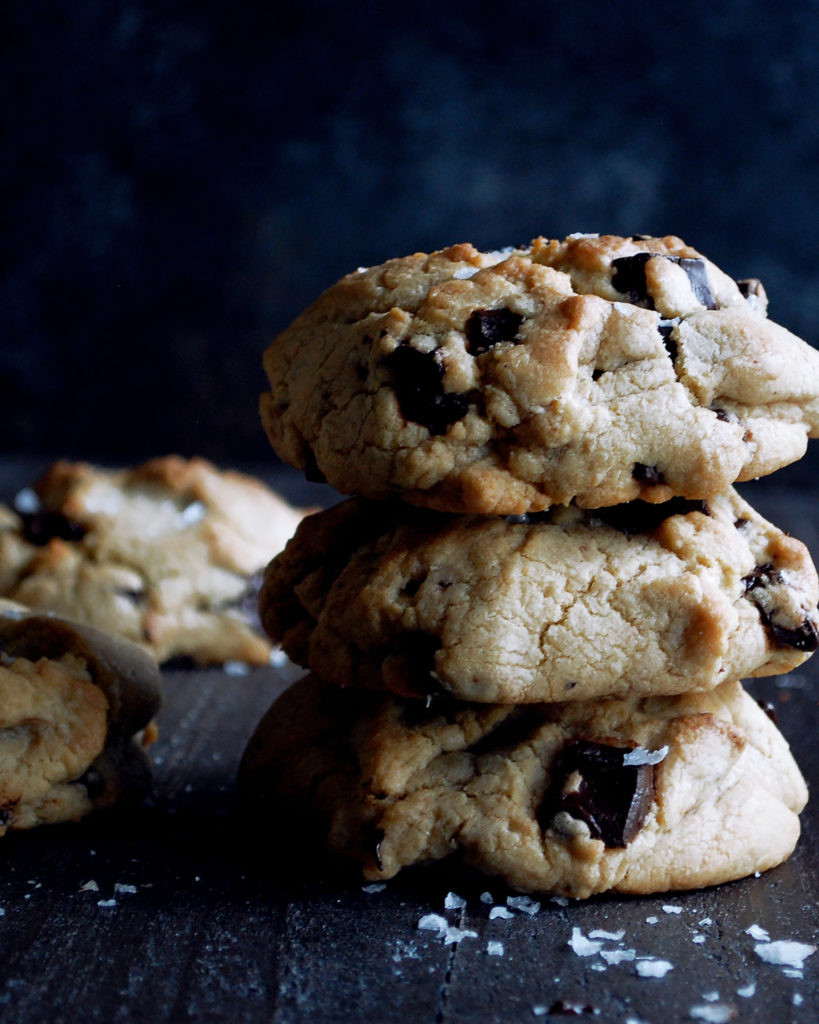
[745,923,769,941]
[754,940,816,969]
[736,983,756,998]
[623,746,669,766]
[480,892,494,904]
[418,913,448,934]
[601,948,636,965]
[662,904,683,915]
[636,959,674,978]
[361,883,386,894]
[568,928,603,957]
[444,892,467,910]
[689,1004,736,1023]
[114,883,138,895]
[589,928,625,941]
[489,907,515,921]
[487,941,504,956]
[97,899,117,908]
[224,660,250,676]
[507,896,540,916]
[79,880,99,892]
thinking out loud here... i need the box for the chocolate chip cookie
[239,674,807,898]
[261,234,819,514]
[0,599,161,835]
[0,456,306,666]
[261,489,819,703]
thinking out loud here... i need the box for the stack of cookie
[241,234,819,898]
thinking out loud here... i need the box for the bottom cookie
[239,675,807,898]
[0,600,161,834]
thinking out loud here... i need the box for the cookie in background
[0,456,308,667]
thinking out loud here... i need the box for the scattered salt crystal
[507,895,540,916]
[443,925,477,945]
[589,928,625,941]
[0,908,5,916]
[178,501,207,526]
[568,927,603,957]
[79,881,99,892]
[754,940,816,969]
[736,983,756,998]
[418,913,448,934]
[551,896,569,907]
[663,904,683,914]
[636,959,674,978]
[693,934,706,944]
[782,968,803,979]
[701,992,720,1002]
[114,884,137,895]
[487,941,504,956]
[645,916,659,924]
[452,266,479,279]
[590,963,607,972]
[13,488,40,513]
[689,1004,736,1022]
[97,899,117,908]
[444,892,466,910]
[355,266,369,274]
[480,892,494,904]
[623,746,669,766]
[224,661,250,676]
[601,948,636,965]
[269,647,289,668]
[793,993,803,1006]
[533,1007,548,1017]
[361,883,386,894]
[489,907,515,921]
[745,923,770,942]
[699,918,713,927]
[625,1018,651,1024]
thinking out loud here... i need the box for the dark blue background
[4,0,818,482]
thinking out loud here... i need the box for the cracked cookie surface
[261,234,819,514]
[239,674,807,898]
[0,456,306,665]
[0,599,161,834]
[261,489,819,703]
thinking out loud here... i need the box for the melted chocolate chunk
[611,253,717,309]
[540,740,655,847]
[743,563,784,592]
[464,307,523,355]
[385,345,470,435]
[20,511,87,546]
[763,615,819,652]
[593,498,710,535]
[632,463,664,486]
[658,321,678,361]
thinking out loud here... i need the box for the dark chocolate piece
[742,565,819,652]
[464,307,523,355]
[632,463,665,486]
[737,278,766,304]
[19,511,87,546]
[742,563,784,593]
[385,345,470,436]
[593,498,710,535]
[611,252,716,309]
[658,320,678,361]
[540,740,655,847]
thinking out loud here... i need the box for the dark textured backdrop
[3,0,819,483]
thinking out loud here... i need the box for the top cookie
[0,456,306,666]
[261,234,819,514]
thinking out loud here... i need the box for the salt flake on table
[782,968,803,979]
[692,934,706,944]
[97,899,117,908]
[601,948,636,965]
[745,923,769,942]
[507,895,540,916]
[79,880,99,892]
[361,883,386,894]
[689,1004,737,1022]
[114,883,138,895]
[444,892,467,910]
[635,959,674,978]
[645,916,659,924]
[568,927,603,957]
[489,907,515,920]
[662,904,683,914]
[480,892,494,904]
[418,913,448,935]
[487,941,504,956]
[736,983,756,998]
[589,928,625,941]
[754,940,816,969]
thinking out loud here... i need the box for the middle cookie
[261,489,819,703]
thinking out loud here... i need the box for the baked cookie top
[261,234,819,513]
[239,675,807,898]
[0,456,305,666]
[0,598,161,834]
[261,489,819,703]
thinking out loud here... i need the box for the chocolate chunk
[612,253,717,309]
[658,320,678,361]
[764,615,819,652]
[541,740,655,847]
[385,345,470,436]
[396,631,443,685]
[19,511,87,546]
[737,278,766,301]
[591,368,604,381]
[632,463,664,485]
[464,307,523,355]
[743,563,784,593]
[611,253,654,306]
[594,497,710,535]
[671,256,717,309]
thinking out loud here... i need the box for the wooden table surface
[0,459,816,1023]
